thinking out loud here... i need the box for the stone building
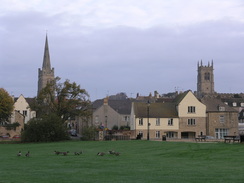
[200,97,239,139]
[197,61,215,98]
[37,34,55,95]
[11,95,36,124]
[130,90,206,140]
[92,97,132,130]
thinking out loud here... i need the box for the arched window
[204,72,210,80]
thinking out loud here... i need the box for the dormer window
[233,102,237,107]
[218,106,225,111]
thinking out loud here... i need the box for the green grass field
[0,140,244,183]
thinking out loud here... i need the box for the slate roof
[92,99,133,115]
[172,91,188,104]
[133,102,178,118]
[14,96,35,106]
[220,98,244,107]
[200,97,238,112]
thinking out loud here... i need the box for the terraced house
[130,90,206,140]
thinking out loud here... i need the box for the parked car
[12,135,21,139]
[0,135,9,139]
[68,129,77,136]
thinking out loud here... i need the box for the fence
[104,135,130,141]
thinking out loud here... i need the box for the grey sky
[1,0,244,101]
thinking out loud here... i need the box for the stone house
[92,98,132,130]
[130,102,179,140]
[0,111,24,138]
[201,97,239,139]
[11,94,36,124]
[131,90,206,140]
[219,96,244,134]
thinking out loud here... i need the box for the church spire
[38,34,55,95]
[42,34,51,71]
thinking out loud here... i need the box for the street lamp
[147,100,150,140]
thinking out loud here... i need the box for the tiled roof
[92,99,133,114]
[201,97,238,112]
[133,102,178,118]
[173,91,189,104]
[14,96,35,105]
[220,98,244,107]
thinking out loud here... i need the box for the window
[95,115,99,124]
[241,103,244,107]
[218,106,225,111]
[215,128,228,139]
[124,116,130,122]
[168,118,173,126]
[219,115,225,123]
[204,72,210,80]
[233,102,237,107]
[139,131,143,138]
[139,118,143,126]
[156,131,160,138]
[188,106,196,113]
[23,110,27,116]
[188,118,196,125]
[167,132,175,138]
[156,118,160,126]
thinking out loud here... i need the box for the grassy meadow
[0,140,244,183]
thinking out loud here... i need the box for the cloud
[1,1,244,100]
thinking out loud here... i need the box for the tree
[80,126,97,141]
[21,113,69,142]
[31,77,91,121]
[0,88,14,122]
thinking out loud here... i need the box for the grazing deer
[17,151,21,156]
[97,152,105,156]
[25,151,30,157]
[114,152,120,156]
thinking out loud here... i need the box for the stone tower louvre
[37,35,54,95]
[197,61,215,98]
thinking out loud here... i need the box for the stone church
[197,60,215,98]
[37,34,55,95]
[196,60,242,136]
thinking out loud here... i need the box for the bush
[112,125,118,130]
[80,126,97,141]
[21,114,70,142]
[119,125,130,130]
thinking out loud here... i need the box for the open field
[0,140,244,183]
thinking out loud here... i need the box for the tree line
[0,77,93,142]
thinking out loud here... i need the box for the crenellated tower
[37,34,55,95]
[197,60,215,98]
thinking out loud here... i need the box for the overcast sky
[1,0,244,101]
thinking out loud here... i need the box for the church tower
[37,34,55,95]
[197,60,215,98]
